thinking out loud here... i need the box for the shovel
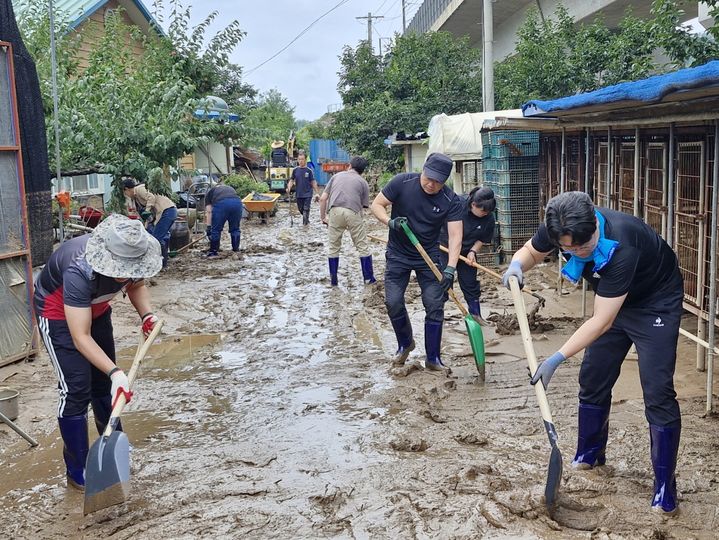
[508,277,562,510]
[398,221,486,380]
[84,320,164,515]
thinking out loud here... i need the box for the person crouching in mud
[501,191,683,515]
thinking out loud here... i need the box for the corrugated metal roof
[12,0,161,33]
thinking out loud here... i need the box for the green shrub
[377,172,393,190]
[223,174,269,199]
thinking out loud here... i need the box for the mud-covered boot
[390,313,415,365]
[466,298,492,327]
[424,319,447,371]
[206,238,220,258]
[650,423,680,515]
[230,230,241,252]
[58,415,89,490]
[572,402,610,469]
[360,255,376,285]
[91,395,123,436]
[303,208,310,226]
[328,257,339,286]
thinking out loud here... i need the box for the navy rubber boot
[231,231,241,252]
[390,313,415,365]
[58,415,89,490]
[424,319,446,371]
[360,256,376,285]
[206,238,220,258]
[650,423,680,515]
[466,298,492,327]
[91,396,123,436]
[328,257,339,286]
[572,403,611,469]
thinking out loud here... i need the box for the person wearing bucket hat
[33,214,162,490]
[371,152,464,371]
[270,140,289,167]
[123,178,178,269]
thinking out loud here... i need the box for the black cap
[422,153,453,183]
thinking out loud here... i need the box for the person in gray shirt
[319,156,375,286]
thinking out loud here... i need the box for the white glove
[109,368,133,408]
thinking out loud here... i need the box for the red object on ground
[78,206,104,228]
[321,162,350,173]
[56,191,71,218]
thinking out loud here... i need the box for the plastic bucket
[0,387,19,421]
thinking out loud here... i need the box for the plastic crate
[495,194,540,213]
[492,186,540,206]
[483,156,539,171]
[497,220,539,237]
[482,169,498,184]
[485,130,539,146]
[491,169,539,185]
[496,208,542,225]
[475,251,502,267]
[501,235,533,252]
[483,140,539,158]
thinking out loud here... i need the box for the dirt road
[1,205,719,539]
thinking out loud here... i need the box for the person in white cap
[33,214,162,491]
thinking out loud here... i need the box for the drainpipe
[607,126,613,209]
[557,128,566,294]
[706,121,719,414]
[582,128,591,318]
[482,0,494,112]
[634,127,640,217]
[667,123,675,248]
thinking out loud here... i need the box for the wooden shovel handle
[508,278,554,424]
[103,320,164,436]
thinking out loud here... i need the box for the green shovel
[399,220,486,380]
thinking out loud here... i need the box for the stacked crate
[481,131,540,262]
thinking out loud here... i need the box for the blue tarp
[193,110,239,122]
[522,60,719,116]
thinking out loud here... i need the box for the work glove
[387,217,407,231]
[502,260,524,290]
[440,265,455,293]
[140,210,153,223]
[109,367,133,408]
[205,225,212,239]
[529,351,566,390]
[141,312,158,339]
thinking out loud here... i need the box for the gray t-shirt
[326,169,370,214]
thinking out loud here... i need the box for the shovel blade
[84,430,131,515]
[543,419,563,509]
[463,315,486,380]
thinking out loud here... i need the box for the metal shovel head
[543,419,563,509]
[83,430,131,515]
[463,314,486,380]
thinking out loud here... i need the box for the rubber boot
[91,395,123,436]
[161,241,169,268]
[572,403,610,469]
[424,319,447,371]
[303,208,310,226]
[58,415,89,490]
[328,257,339,286]
[390,313,415,365]
[650,423,680,515]
[466,298,492,327]
[206,238,220,258]
[231,230,241,252]
[360,255,376,285]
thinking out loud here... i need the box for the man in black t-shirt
[439,186,496,326]
[501,191,683,515]
[371,153,464,371]
[205,180,243,258]
[287,153,319,226]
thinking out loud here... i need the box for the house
[386,131,429,176]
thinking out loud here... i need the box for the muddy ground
[1,203,719,539]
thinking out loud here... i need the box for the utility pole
[356,12,384,53]
[402,0,407,33]
[482,0,495,112]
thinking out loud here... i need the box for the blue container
[309,139,350,185]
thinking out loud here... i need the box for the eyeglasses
[558,238,594,253]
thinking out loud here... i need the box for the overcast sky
[159,0,420,121]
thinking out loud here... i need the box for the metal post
[49,0,64,242]
[706,121,719,414]
[402,0,406,33]
[584,127,591,194]
[482,0,494,112]
[667,123,675,247]
[634,127,640,217]
[698,318,707,372]
[607,126,613,209]
[558,129,566,292]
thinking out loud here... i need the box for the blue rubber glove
[502,260,524,290]
[440,265,455,293]
[530,351,566,389]
[387,217,407,231]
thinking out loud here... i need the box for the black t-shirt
[530,207,683,306]
[291,167,315,198]
[439,195,495,254]
[382,173,464,261]
[205,185,239,206]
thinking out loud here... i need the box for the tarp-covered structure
[427,110,523,159]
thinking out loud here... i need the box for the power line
[245,0,352,76]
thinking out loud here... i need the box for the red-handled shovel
[508,276,562,510]
[83,320,164,515]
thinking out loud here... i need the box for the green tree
[243,88,297,157]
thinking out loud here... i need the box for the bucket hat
[85,214,162,278]
[271,140,285,149]
[423,152,453,183]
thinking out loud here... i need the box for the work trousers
[438,251,481,302]
[36,309,116,418]
[297,197,312,225]
[327,206,370,258]
[578,290,683,427]
[384,251,445,323]
[211,197,242,250]
[149,206,177,267]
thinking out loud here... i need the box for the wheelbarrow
[242,192,281,224]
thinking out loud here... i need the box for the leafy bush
[377,172,393,191]
[223,173,269,199]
